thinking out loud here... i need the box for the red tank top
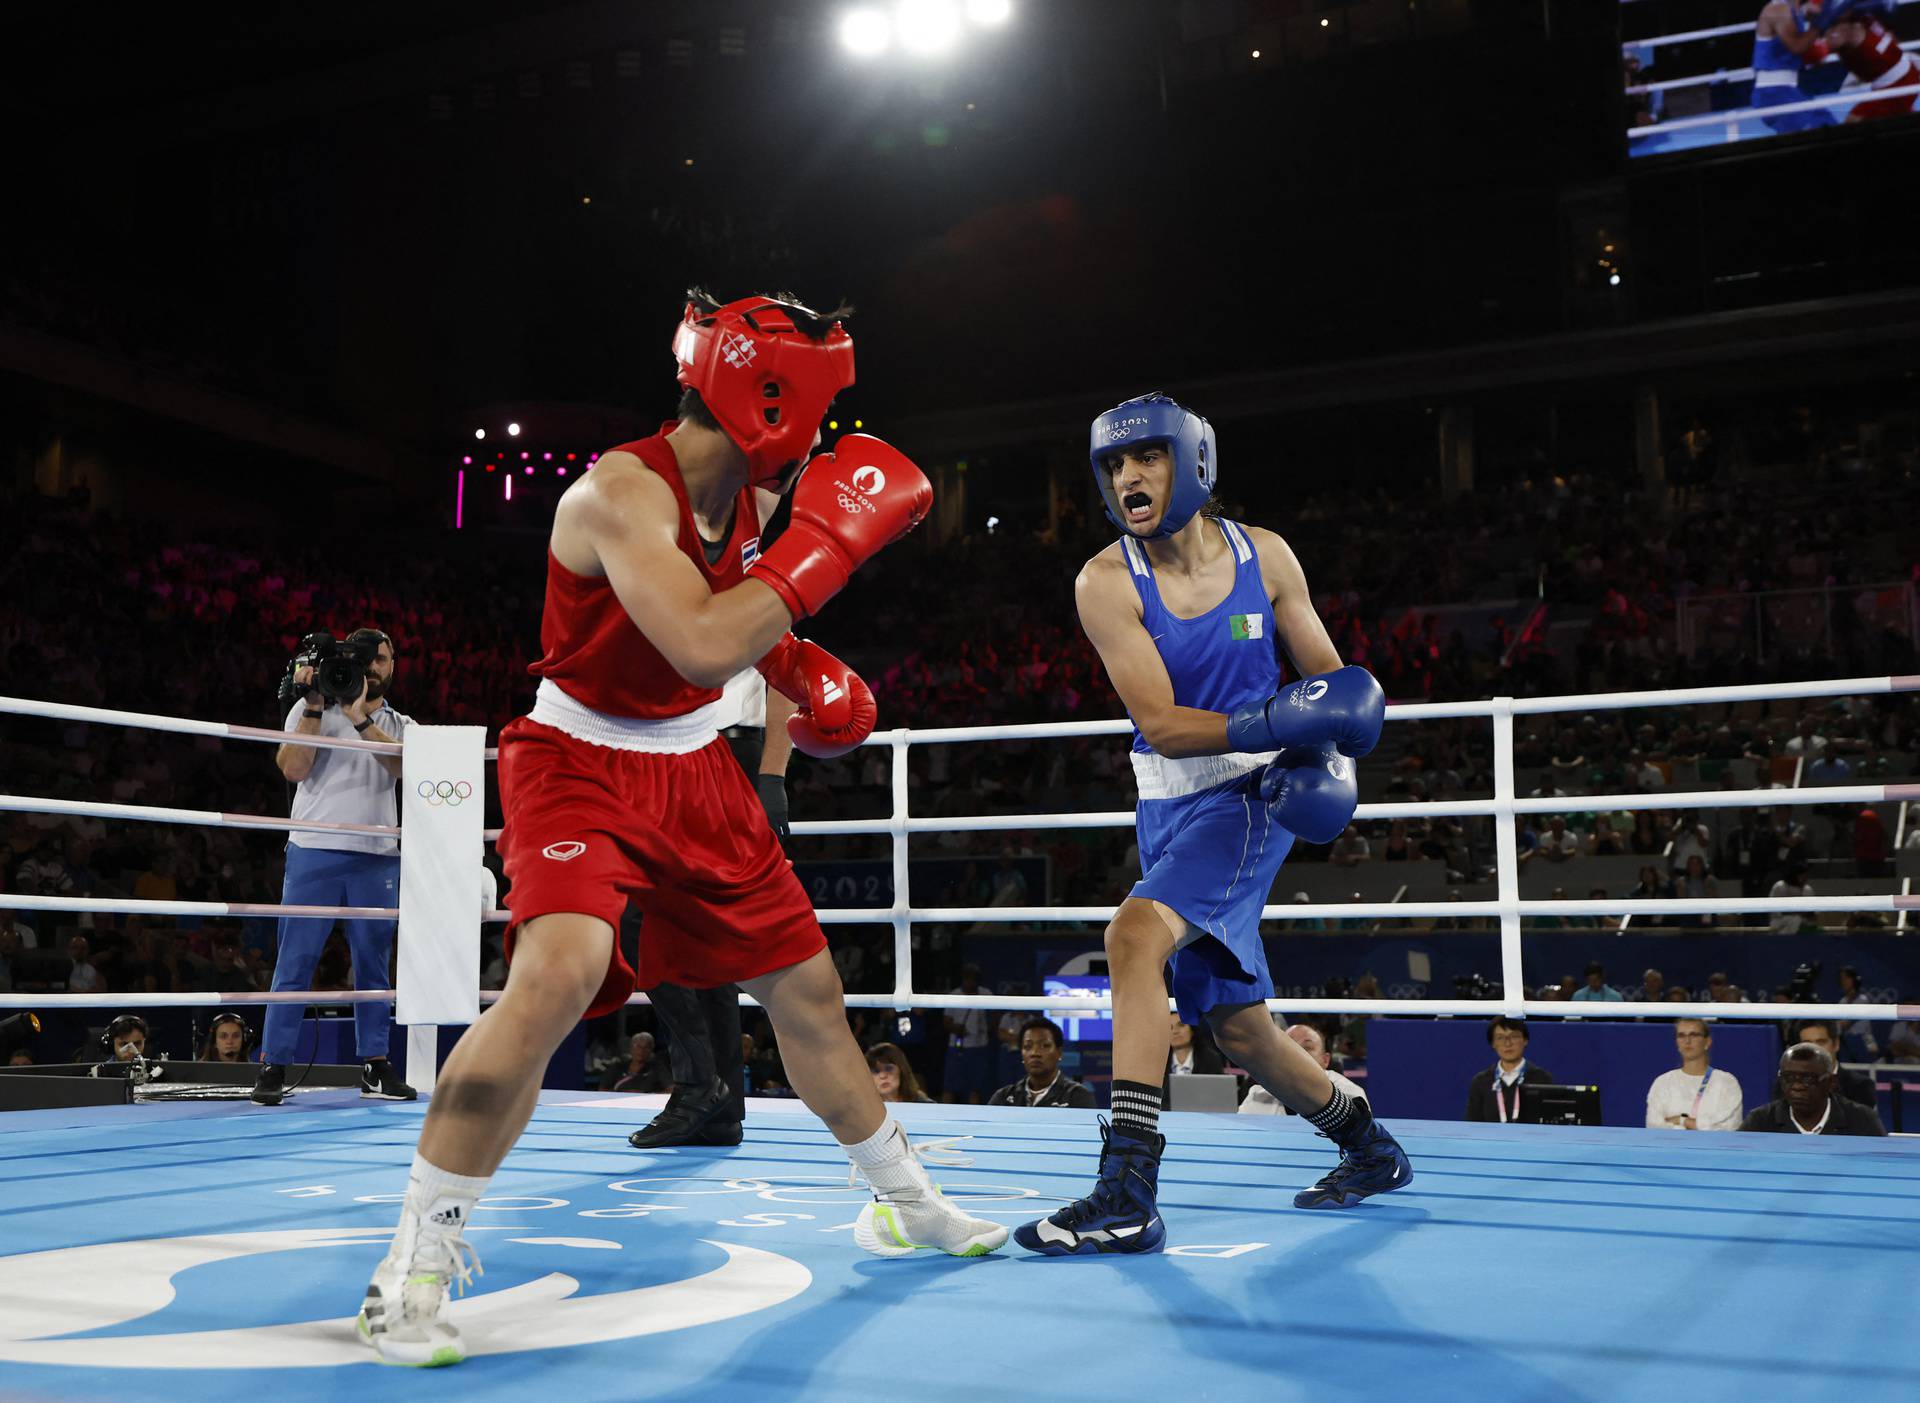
[528,423,762,719]
[1844,19,1906,83]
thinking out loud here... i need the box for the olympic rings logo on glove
[416,779,474,807]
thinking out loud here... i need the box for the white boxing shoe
[356,1199,482,1367]
[852,1128,1008,1259]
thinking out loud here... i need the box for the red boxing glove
[747,434,932,621]
[1807,39,1830,64]
[757,634,877,759]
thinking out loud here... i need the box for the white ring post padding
[409,1025,440,1093]
[888,731,913,1011]
[1491,697,1524,1019]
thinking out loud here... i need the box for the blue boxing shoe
[1014,1119,1166,1255]
[1293,1109,1413,1209]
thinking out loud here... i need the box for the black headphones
[204,1012,256,1057]
[101,1014,150,1053]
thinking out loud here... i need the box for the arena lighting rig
[839,0,1013,61]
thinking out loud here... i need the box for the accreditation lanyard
[1687,1067,1715,1123]
[1493,1065,1523,1124]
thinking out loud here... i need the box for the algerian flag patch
[1229,614,1264,640]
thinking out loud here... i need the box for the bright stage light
[474,428,486,440]
[965,0,1011,23]
[840,7,892,57]
[507,422,522,436]
[896,0,960,55]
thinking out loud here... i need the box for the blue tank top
[1753,5,1807,76]
[1121,518,1280,756]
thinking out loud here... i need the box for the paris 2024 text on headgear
[1089,392,1218,540]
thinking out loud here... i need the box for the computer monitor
[1166,1073,1240,1113]
[1042,975,1112,1043]
[1520,1083,1602,1127]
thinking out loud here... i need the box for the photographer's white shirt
[282,701,412,855]
[1239,1069,1365,1116]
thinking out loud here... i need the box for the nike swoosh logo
[1391,1165,1402,1180]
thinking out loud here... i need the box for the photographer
[254,627,415,1105]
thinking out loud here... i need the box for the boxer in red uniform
[1821,3,1919,120]
[358,292,1007,1368]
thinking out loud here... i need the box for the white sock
[840,1118,907,1168]
[405,1152,490,1235]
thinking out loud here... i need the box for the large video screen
[1042,975,1113,1043]
[1624,1,1920,158]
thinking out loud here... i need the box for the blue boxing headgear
[1089,391,1217,540]
[1812,0,1890,30]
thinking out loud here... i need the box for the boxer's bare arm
[554,453,791,687]
[1760,0,1821,54]
[1075,547,1228,758]
[1246,526,1343,678]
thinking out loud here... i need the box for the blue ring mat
[2,1090,1916,1401]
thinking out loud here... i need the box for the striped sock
[1302,1082,1366,1145]
[1109,1080,1163,1139]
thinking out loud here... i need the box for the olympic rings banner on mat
[398,725,486,1025]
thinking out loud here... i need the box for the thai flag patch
[741,536,761,569]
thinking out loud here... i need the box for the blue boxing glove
[1225,664,1385,758]
[1258,744,1359,845]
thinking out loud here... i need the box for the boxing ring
[1624,0,1920,154]
[3,674,1920,1399]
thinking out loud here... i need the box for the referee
[253,628,417,1105]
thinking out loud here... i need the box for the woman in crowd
[1629,864,1671,901]
[198,1012,253,1063]
[1674,853,1719,928]
[867,1042,934,1104]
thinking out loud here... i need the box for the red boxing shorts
[495,716,825,1017]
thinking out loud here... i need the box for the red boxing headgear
[672,294,856,487]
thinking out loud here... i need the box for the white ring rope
[3,674,1917,1029]
[1630,80,1920,137]
[0,794,506,844]
[1627,40,1920,95]
[1624,0,1920,52]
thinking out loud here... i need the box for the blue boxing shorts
[1131,770,1294,1025]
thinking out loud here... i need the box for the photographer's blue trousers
[261,844,401,1065]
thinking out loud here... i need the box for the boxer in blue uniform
[1750,1,1835,133]
[1015,393,1412,1256]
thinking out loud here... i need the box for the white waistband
[528,678,721,753]
[1130,749,1275,802]
[1872,59,1917,90]
[1753,70,1799,89]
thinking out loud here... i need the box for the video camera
[277,630,382,710]
[1454,972,1503,1001]
[1787,960,1822,1004]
